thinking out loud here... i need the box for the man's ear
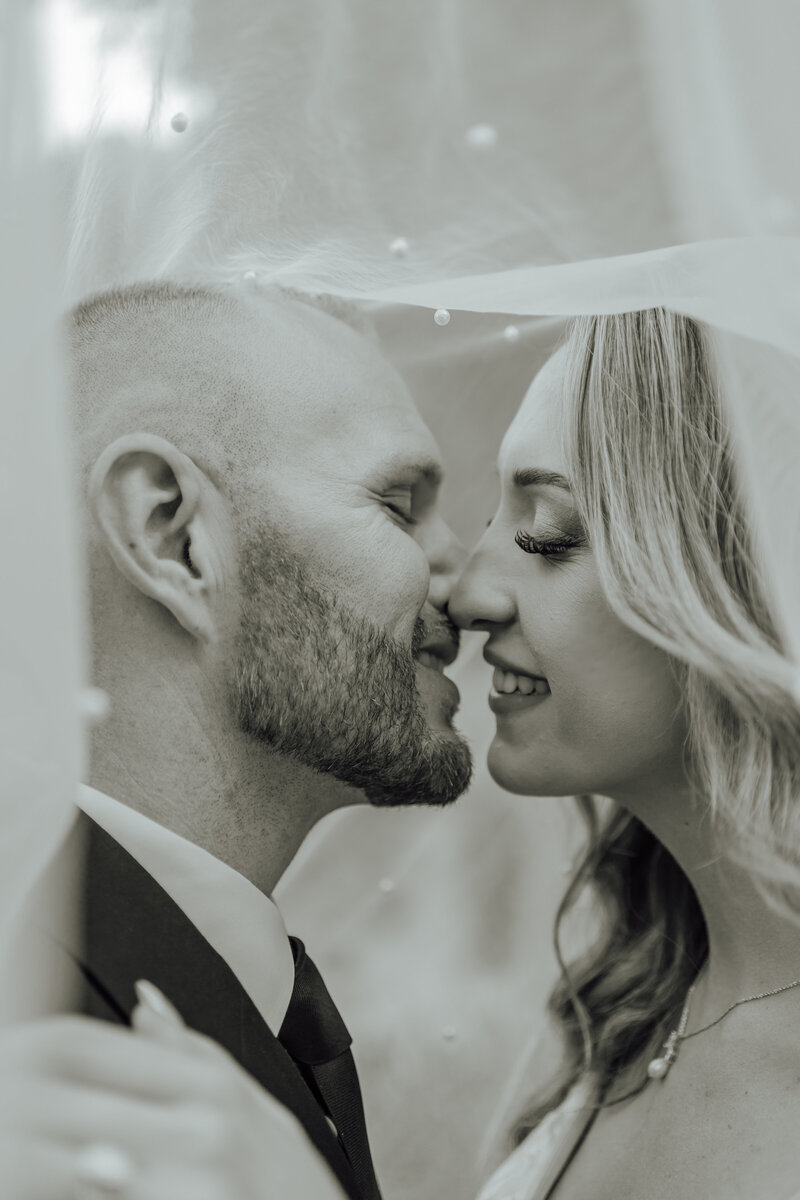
[88,433,229,642]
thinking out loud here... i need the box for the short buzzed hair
[70,280,372,340]
[67,279,375,490]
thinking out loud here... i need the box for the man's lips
[416,617,460,669]
[417,638,459,670]
[416,651,461,711]
[415,634,461,706]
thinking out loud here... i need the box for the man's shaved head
[68,280,375,490]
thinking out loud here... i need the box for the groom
[57,281,472,1199]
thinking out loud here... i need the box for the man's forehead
[242,295,414,416]
[292,397,444,482]
[238,297,443,474]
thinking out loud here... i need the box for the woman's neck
[614,777,800,1028]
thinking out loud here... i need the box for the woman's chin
[486,739,574,798]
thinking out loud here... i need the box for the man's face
[228,299,473,806]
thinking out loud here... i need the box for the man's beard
[230,528,472,806]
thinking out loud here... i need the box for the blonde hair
[516,309,800,1134]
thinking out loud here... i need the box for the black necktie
[278,937,382,1200]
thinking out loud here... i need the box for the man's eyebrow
[511,467,572,491]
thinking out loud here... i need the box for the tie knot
[278,937,353,1065]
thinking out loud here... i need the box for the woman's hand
[0,982,349,1200]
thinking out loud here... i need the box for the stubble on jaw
[230,524,473,807]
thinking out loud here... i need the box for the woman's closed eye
[514,529,581,558]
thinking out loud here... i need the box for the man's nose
[423,517,468,612]
[449,535,514,631]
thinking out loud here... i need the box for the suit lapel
[75,813,361,1200]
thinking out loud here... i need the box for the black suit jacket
[61,812,362,1200]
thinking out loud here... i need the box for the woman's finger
[0,1016,215,1101]
[1,1136,94,1200]
[3,1082,270,1198]
[2,1135,228,1200]
[134,979,185,1027]
[132,979,191,1045]
[6,1078,202,1151]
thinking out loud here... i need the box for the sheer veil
[3,0,800,1188]
[0,4,84,1022]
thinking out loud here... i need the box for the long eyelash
[515,529,578,556]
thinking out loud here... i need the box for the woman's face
[449,348,689,801]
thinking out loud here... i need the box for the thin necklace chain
[677,975,800,1043]
[646,971,800,1085]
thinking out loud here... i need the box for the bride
[451,309,800,1199]
[3,308,800,1198]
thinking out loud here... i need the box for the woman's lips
[491,665,549,695]
[488,688,550,715]
[488,665,550,714]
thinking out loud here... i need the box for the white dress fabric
[476,1078,596,1200]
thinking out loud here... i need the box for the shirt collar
[77,785,295,1033]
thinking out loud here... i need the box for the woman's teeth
[492,667,550,696]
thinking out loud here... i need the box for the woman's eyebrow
[512,467,572,491]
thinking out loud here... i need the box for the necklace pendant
[646,1054,672,1080]
[647,1031,679,1081]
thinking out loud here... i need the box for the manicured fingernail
[134,979,184,1026]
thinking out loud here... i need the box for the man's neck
[89,710,359,895]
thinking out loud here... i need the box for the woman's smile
[486,652,551,713]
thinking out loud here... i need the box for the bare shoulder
[548,1035,800,1200]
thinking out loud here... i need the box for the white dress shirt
[77,785,296,1033]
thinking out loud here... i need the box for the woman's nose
[449,536,515,631]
